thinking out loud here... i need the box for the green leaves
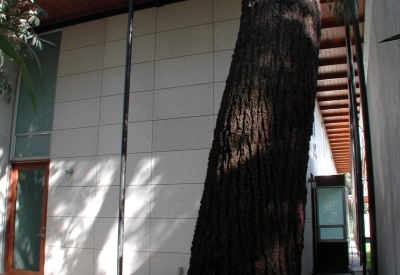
[379,34,400,43]
[0,0,48,109]
[0,32,36,109]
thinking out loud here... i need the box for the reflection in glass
[317,187,344,225]
[15,32,61,134]
[14,134,50,158]
[320,227,344,240]
[12,169,44,271]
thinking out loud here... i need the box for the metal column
[117,1,135,275]
[344,12,366,275]
[351,1,378,273]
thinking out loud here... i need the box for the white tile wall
[125,185,151,217]
[61,19,106,51]
[151,219,196,253]
[126,153,152,185]
[45,247,94,275]
[103,39,126,68]
[51,127,99,158]
[94,218,117,250]
[150,253,190,275]
[156,24,212,60]
[152,150,208,184]
[102,66,125,96]
[214,82,225,114]
[94,250,150,275]
[97,155,120,186]
[127,121,152,153]
[124,218,151,251]
[214,49,234,82]
[213,0,241,22]
[53,98,100,130]
[130,62,155,92]
[153,84,213,120]
[96,186,119,217]
[50,156,98,187]
[98,124,122,155]
[152,116,213,151]
[58,44,104,76]
[151,184,203,218]
[56,71,102,103]
[128,91,153,122]
[156,0,212,32]
[132,34,156,63]
[106,8,156,42]
[46,217,95,249]
[214,19,240,51]
[47,187,96,217]
[100,95,123,125]
[155,53,213,89]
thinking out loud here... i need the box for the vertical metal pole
[344,12,366,275]
[351,1,378,273]
[118,1,135,275]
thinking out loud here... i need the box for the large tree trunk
[188,1,321,274]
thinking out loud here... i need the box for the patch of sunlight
[45,246,67,275]
[95,249,148,274]
[96,218,118,250]
[151,218,195,253]
[46,217,94,249]
[124,218,150,251]
[0,148,3,157]
[125,186,151,217]
[128,156,152,185]
[97,156,119,185]
[50,158,97,187]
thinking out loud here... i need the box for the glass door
[316,187,347,241]
[5,162,49,275]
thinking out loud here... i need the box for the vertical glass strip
[15,32,61,134]
[12,168,44,271]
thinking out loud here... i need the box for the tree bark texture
[188,1,321,275]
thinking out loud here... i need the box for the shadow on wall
[44,153,202,275]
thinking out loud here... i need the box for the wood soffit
[35,0,364,173]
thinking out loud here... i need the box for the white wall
[301,103,337,275]
[365,0,400,273]
[46,1,241,274]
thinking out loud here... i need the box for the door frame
[4,161,49,275]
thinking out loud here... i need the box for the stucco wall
[365,0,400,274]
[301,103,337,275]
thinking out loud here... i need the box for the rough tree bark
[188,1,321,274]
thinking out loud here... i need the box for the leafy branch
[0,0,47,109]
[380,34,400,43]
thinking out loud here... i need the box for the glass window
[13,31,61,158]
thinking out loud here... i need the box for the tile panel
[55,71,102,103]
[61,19,106,51]
[152,149,208,184]
[53,98,100,130]
[156,0,212,32]
[153,84,213,120]
[156,24,212,60]
[51,127,99,158]
[58,44,104,76]
[152,116,213,151]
